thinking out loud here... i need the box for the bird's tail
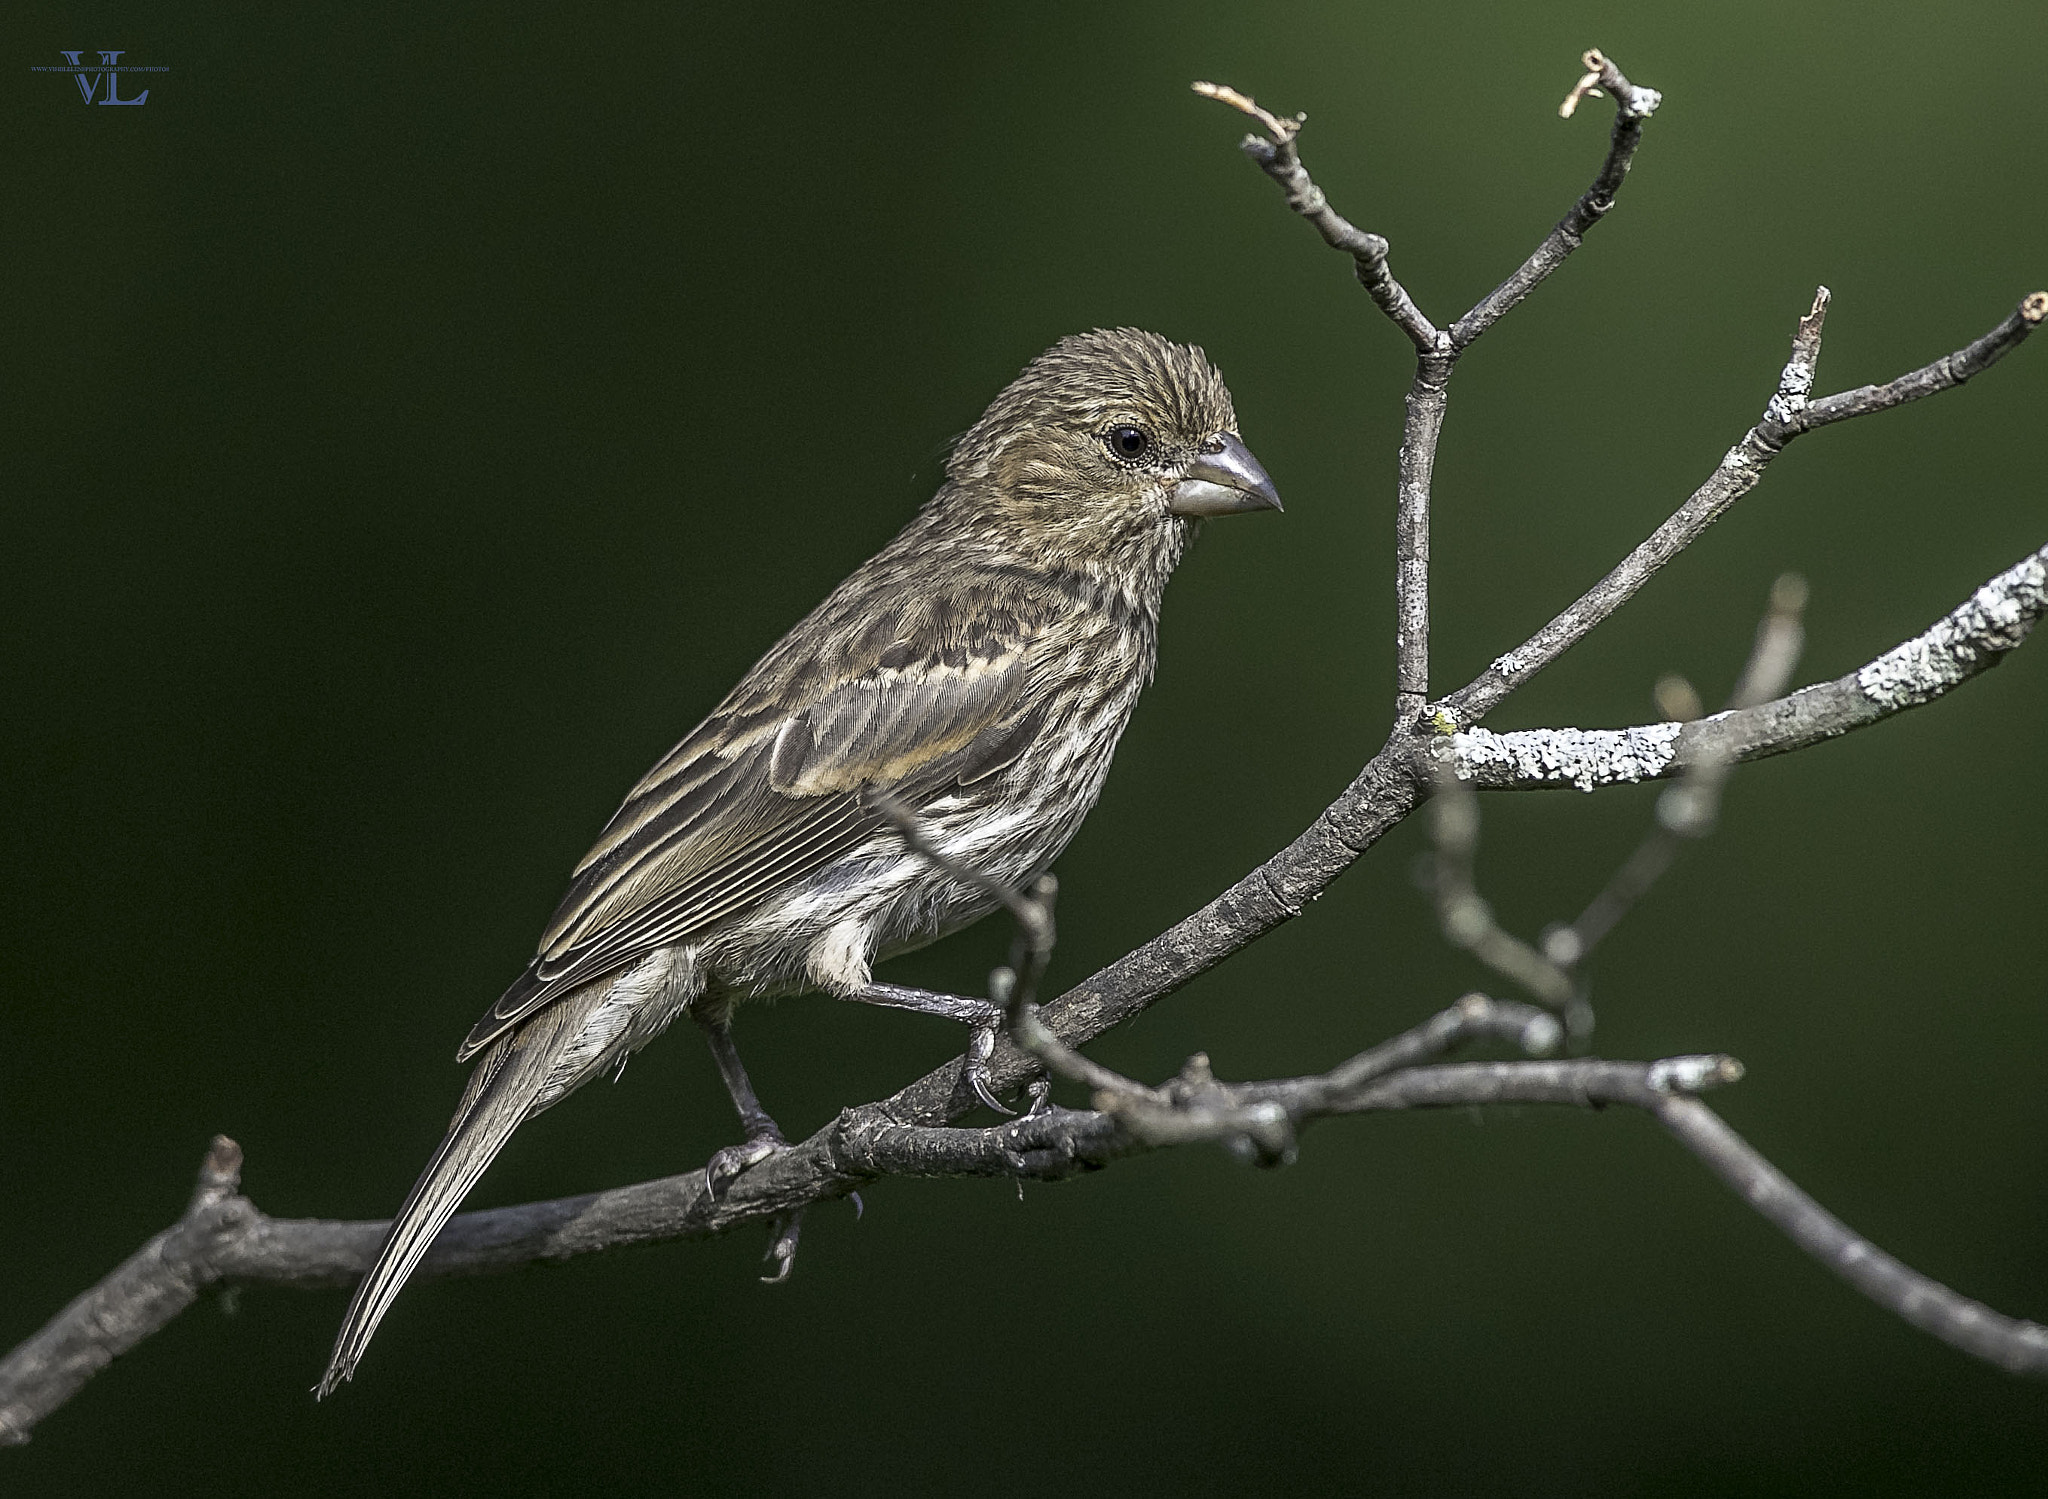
[315,1014,565,1398]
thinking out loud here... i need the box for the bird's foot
[1020,1075,1054,1117]
[704,1127,788,1199]
[965,1023,1015,1117]
[760,1208,803,1284]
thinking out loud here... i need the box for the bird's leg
[695,1013,788,1198]
[837,981,1016,1116]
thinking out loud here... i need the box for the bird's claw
[965,1023,1014,1116]
[1021,1075,1054,1117]
[704,1129,787,1199]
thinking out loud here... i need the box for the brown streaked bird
[317,327,1280,1395]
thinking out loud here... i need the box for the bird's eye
[1107,426,1151,460]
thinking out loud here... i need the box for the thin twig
[1650,1096,2048,1375]
[1077,993,1559,1167]
[1198,71,1452,726]
[1451,48,1662,349]
[1443,290,2045,729]
[1203,52,1664,729]
[1193,80,1441,352]
[1797,290,2048,431]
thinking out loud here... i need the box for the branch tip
[1521,1012,1565,1056]
[1191,80,1301,143]
[1560,68,1604,118]
[190,1135,244,1209]
[1561,48,1660,121]
[2023,291,2048,325]
[1770,571,1811,615]
[1646,1054,1746,1094]
[1770,289,1832,417]
[1654,674,1704,723]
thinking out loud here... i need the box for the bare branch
[1197,73,1457,726]
[0,995,1654,1446]
[1451,48,1663,349]
[1393,369,1448,724]
[1452,542,2048,791]
[1265,992,1561,1101]
[0,1138,253,1446]
[13,672,2048,1443]
[0,1026,1615,1443]
[1204,51,1665,728]
[1192,80,1441,352]
[1652,1097,2048,1376]
[1798,290,2048,432]
[1443,291,2045,728]
[25,1018,2045,1449]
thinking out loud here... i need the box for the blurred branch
[1420,776,1582,1013]
[1553,572,1807,964]
[1417,573,1807,1048]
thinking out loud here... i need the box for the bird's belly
[702,830,1037,999]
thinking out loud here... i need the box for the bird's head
[939,328,1280,574]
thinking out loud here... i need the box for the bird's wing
[456,606,1050,1061]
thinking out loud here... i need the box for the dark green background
[5,2,2044,1493]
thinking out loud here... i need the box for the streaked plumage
[319,328,1279,1395]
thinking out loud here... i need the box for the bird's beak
[1169,433,1283,517]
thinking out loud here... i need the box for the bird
[316,327,1281,1396]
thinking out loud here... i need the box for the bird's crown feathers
[946,328,1236,485]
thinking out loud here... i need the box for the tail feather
[316,1025,553,1398]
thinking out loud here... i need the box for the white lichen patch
[1452,721,1682,792]
[1857,549,2048,710]
[1718,439,1758,471]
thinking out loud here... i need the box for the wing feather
[457,600,1056,1061]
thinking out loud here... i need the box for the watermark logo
[30,50,169,105]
